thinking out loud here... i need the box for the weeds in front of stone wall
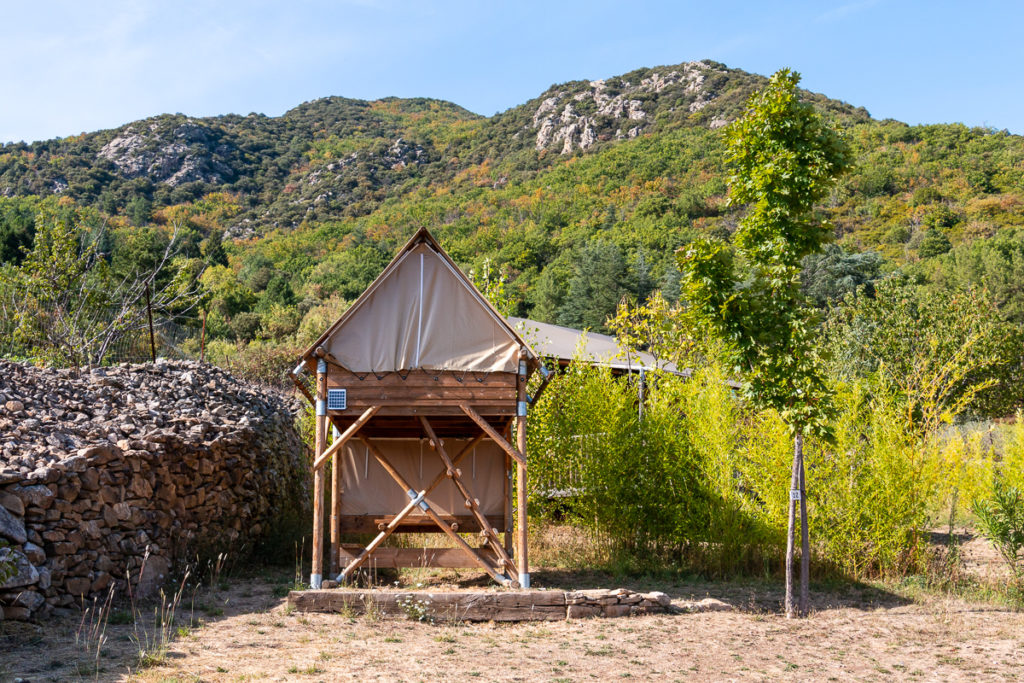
[74,584,115,677]
[127,548,195,669]
[205,551,229,591]
[361,593,383,622]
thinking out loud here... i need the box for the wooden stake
[785,434,800,618]
[798,433,810,617]
[515,349,530,589]
[200,309,207,363]
[311,358,327,589]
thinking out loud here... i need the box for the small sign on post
[790,489,802,501]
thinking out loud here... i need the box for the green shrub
[972,479,1024,585]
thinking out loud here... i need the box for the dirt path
[2,570,1022,682]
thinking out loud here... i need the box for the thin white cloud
[815,0,883,23]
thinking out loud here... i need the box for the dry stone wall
[0,359,308,621]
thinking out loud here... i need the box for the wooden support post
[145,281,156,363]
[311,358,327,589]
[516,348,530,589]
[330,424,341,576]
[503,444,513,556]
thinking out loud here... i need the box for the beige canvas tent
[292,228,546,589]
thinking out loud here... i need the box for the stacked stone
[0,359,309,621]
[564,588,672,618]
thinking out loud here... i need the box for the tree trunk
[797,432,809,617]
[784,435,800,618]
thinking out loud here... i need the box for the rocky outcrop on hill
[0,360,308,621]
[530,61,727,154]
[97,119,238,186]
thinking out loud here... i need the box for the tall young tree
[678,69,851,617]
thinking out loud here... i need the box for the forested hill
[0,61,806,231]
[2,59,1024,347]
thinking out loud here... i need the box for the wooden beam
[460,403,526,467]
[289,589,567,622]
[424,432,485,492]
[291,372,315,405]
[420,416,459,478]
[355,435,514,587]
[312,405,379,471]
[327,369,517,389]
[337,546,500,569]
[529,366,554,406]
[339,514,501,535]
[333,404,516,418]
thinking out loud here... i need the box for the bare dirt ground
[2,565,1022,683]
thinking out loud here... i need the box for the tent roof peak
[299,228,538,373]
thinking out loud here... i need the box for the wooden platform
[287,588,674,622]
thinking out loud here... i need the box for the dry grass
[1,566,1022,682]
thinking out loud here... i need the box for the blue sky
[2,1,1022,143]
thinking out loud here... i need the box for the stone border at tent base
[287,588,676,621]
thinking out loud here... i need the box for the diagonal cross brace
[346,434,516,587]
[312,405,379,471]
[338,489,427,581]
[419,417,518,577]
[460,403,526,467]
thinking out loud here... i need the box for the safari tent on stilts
[291,228,549,589]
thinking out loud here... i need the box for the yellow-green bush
[1001,416,1024,490]
[528,362,1000,580]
